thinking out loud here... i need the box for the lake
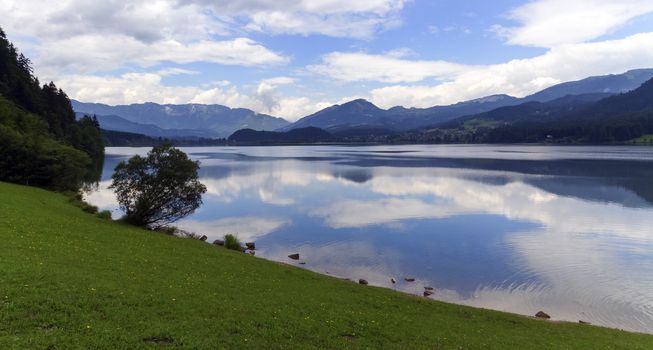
[86,145,653,334]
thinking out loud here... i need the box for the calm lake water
[87,145,653,333]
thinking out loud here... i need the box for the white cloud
[156,68,200,76]
[0,0,406,76]
[31,34,288,76]
[245,11,401,39]
[310,32,653,108]
[495,0,653,47]
[309,52,471,83]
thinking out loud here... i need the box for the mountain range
[283,69,653,133]
[71,68,653,141]
[72,101,290,138]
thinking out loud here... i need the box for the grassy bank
[1,182,651,349]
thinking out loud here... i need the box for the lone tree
[110,144,207,228]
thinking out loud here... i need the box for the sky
[2,0,653,121]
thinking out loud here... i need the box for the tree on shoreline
[110,144,207,229]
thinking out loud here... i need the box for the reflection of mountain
[179,148,653,207]
[339,155,653,207]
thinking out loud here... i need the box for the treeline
[485,79,653,143]
[0,27,104,190]
[102,129,227,147]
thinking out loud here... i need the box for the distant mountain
[282,69,653,133]
[417,77,653,144]
[228,127,334,145]
[281,95,521,132]
[76,112,218,139]
[438,93,613,129]
[524,69,653,102]
[72,101,290,138]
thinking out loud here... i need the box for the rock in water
[404,278,415,282]
[391,278,396,284]
[288,253,300,260]
[424,286,434,291]
[359,279,368,285]
[535,311,551,319]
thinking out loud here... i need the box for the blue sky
[2,0,653,120]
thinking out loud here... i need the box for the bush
[224,234,242,251]
[81,203,98,214]
[95,210,112,220]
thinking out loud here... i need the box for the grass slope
[1,182,651,349]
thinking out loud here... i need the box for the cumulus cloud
[26,34,288,76]
[494,0,653,47]
[311,32,653,108]
[309,52,471,83]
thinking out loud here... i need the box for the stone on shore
[212,240,224,246]
[288,253,300,260]
[535,311,551,319]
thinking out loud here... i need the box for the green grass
[0,182,651,349]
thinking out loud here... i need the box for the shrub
[95,210,112,220]
[224,234,242,251]
[81,203,98,214]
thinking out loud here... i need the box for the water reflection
[87,146,653,333]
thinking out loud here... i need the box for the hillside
[1,181,652,349]
[72,101,290,138]
[483,78,653,143]
[283,96,520,132]
[282,69,653,134]
[101,129,227,147]
[0,27,103,190]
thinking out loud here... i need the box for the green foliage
[66,192,99,214]
[1,181,652,349]
[0,26,104,190]
[110,144,207,229]
[0,96,93,190]
[95,210,112,220]
[223,234,242,251]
